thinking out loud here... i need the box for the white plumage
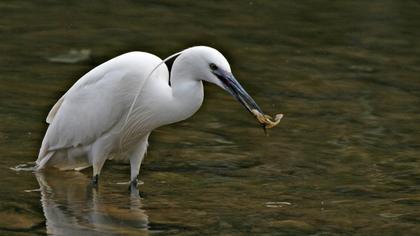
[36,46,263,186]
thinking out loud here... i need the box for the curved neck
[156,62,204,126]
[171,54,204,100]
[173,66,204,108]
[171,67,202,97]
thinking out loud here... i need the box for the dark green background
[1,1,419,235]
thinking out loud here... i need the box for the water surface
[1,1,420,235]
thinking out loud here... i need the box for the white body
[37,46,233,182]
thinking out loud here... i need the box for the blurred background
[0,1,419,235]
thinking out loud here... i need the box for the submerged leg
[91,156,106,186]
[129,180,139,193]
[92,158,106,184]
[129,134,150,188]
[90,139,110,186]
[92,174,99,184]
[91,174,99,189]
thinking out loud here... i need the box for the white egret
[36,46,271,187]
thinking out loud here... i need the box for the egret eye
[209,63,218,70]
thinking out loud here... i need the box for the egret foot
[129,177,138,192]
[92,174,99,188]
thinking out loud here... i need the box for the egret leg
[129,179,138,193]
[91,174,99,189]
[90,139,110,186]
[92,174,99,184]
[91,156,107,186]
[129,134,150,186]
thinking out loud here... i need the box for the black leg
[128,176,138,192]
[92,174,99,188]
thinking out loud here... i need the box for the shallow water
[1,1,420,235]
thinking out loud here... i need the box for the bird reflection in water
[35,170,149,235]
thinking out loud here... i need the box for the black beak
[212,68,263,115]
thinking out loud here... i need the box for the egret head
[180,46,264,114]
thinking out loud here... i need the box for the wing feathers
[38,52,163,163]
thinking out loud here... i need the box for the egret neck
[161,58,204,126]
